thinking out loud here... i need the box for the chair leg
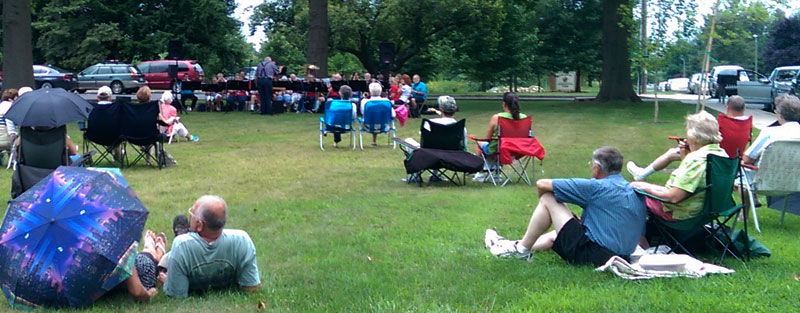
[359,129,364,150]
[781,195,789,225]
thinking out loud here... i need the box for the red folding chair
[717,113,752,158]
[469,116,546,186]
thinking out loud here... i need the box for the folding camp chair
[717,113,752,159]
[741,139,800,226]
[0,115,13,169]
[10,126,68,197]
[393,119,482,186]
[468,116,546,186]
[319,100,356,150]
[120,101,166,169]
[358,100,396,150]
[83,102,124,167]
[640,154,747,263]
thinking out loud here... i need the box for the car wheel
[111,81,124,94]
[41,82,53,89]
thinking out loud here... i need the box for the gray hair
[264,56,272,62]
[160,90,174,104]
[726,95,745,112]
[686,111,722,146]
[196,195,227,231]
[368,82,382,97]
[339,85,353,100]
[776,95,800,122]
[592,146,623,174]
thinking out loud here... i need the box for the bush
[427,80,473,94]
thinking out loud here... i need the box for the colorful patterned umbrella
[0,166,148,309]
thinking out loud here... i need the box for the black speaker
[379,42,395,65]
[168,65,178,79]
[168,40,184,60]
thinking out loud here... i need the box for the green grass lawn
[1,100,798,312]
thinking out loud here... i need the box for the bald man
[159,195,261,297]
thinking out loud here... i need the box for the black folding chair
[394,119,483,186]
[83,102,124,167]
[11,126,68,197]
[120,101,166,169]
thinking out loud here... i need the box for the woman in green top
[630,111,729,221]
[473,92,528,182]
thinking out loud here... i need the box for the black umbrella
[5,88,92,127]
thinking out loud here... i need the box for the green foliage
[30,0,253,77]
[426,80,474,94]
[763,14,800,71]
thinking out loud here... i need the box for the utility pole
[699,0,722,112]
[753,34,759,73]
[639,0,647,94]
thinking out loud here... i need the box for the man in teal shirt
[160,195,261,297]
[411,74,428,117]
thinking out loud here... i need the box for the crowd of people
[485,94,800,267]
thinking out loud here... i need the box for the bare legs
[518,192,574,250]
[649,147,681,172]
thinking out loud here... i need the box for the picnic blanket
[596,246,734,280]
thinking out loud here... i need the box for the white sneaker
[626,161,646,181]
[484,229,532,261]
[472,172,487,182]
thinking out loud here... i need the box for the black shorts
[135,252,157,289]
[552,218,622,267]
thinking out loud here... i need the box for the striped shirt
[256,61,279,79]
[552,174,647,256]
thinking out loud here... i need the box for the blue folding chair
[319,100,356,150]
[358,100,396,150]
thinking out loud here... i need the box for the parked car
[709,65,745,99]
[33,65,78,91]
[138,60,204,92]
[735,69,773,110]
[76,61,146,94]
[688,73,705,94]
[770,66,800,105]
[667,77,690,93]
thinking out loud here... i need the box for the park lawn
[0,100,798,312]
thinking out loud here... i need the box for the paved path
[640,93,776,130]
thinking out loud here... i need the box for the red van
[138,60,204,92]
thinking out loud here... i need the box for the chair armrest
[392,137,418,150]
[467,135,494,142]
[634,186,708,205]
[741,163,758,171]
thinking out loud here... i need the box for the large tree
[597,0,640,102]
[763,15,800,71]
[2,0,35,90]
[31,0,250,76]
[306,0,328,76]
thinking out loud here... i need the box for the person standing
[256,57,280,115]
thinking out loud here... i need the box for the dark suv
[76,61,146,94]
[138,60,204,92]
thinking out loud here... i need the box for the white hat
[18,87,33,96]
[97,86,113,98]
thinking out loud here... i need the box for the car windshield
[775,69,798,82]
[193,63,204,73]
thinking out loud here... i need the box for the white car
[667,78,690,93]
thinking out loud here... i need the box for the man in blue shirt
[410,74,427,118]
[485,147,646,266]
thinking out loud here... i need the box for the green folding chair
[638,154,748,263]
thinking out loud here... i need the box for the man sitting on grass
[485,147,647,266]
[159,195,261,297]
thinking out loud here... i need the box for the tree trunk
[654,70,659,123]
[2,0,35,90]
[306,0,329,77]
[597,0,641,102]
[575,69,582,92]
